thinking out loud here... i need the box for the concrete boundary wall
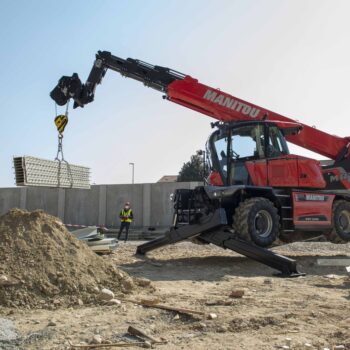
[0,182,202,228]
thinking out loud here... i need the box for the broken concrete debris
[207,313,218,320]
[71,226,118,254]
[105,298,122,306]
[90,334,103,344]
[98,288,115,301]
[0,318,19,343]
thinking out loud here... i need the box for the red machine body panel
[297,158,326,188]
[245,160,268,186]
[267,157,299,187]
[292,192,335,228]
[246,156,326,188]
[322,167,350,189]
[208,171,224,186]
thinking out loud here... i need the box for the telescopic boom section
[50,51,350,161]
[167,78,350,161]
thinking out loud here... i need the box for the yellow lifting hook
[54,114,68,134]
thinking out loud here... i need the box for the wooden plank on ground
[119,297,206,316]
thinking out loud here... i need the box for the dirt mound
[0,209,134,308]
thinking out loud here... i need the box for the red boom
[167,76,350,161]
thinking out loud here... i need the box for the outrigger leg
[136,209,304,277]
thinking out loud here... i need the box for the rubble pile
[0,209,134,308]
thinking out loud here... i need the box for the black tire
[329,200,350,242]
[233,197,280,247]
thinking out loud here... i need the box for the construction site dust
[0,210,348,350]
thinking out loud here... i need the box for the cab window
[213,136,228,173]
[230,125,265,159]
[268,126,289,157]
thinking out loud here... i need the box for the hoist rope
[54,101,73,188]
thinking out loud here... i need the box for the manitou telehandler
[51,51,350,276]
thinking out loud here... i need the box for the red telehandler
[51,51,350,276]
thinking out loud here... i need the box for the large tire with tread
[326,200,350,242]
[233,197,280,247]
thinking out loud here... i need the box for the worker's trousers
[118,222,131,241]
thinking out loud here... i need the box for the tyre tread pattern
[233,197,280,247]
[325,200,350,243]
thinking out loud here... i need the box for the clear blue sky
[1,0,350,186]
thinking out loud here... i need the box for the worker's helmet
[125,201,130,206]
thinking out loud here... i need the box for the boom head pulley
[50,51,185,109]
[50,73,93,109]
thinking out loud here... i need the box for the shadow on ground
[119,255,349,282]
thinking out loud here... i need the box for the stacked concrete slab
[13,156,90,189]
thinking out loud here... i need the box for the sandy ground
[1,241,349,350]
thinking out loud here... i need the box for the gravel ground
[2,241,349,350]
[0,317,20,350]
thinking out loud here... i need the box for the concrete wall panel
[26,187,59,216]
[105,184,143,228]
[0,182,202,228]
[0,188,21,215]
[64,187,99,226]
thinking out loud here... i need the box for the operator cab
[206,121,300,186]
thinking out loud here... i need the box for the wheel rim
[254,210,273,238]
[338,209,350,233]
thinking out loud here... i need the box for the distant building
[157,175,178,183]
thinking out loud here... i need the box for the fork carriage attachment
[136,188,305,277]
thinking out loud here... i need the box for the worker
[118,202,133,242]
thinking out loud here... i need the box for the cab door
[266,126,299,187]
[229,124,265,185]
[245,159,268,186]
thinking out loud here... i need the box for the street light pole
[129,162,134,184]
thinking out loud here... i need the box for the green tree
[177,151,207,182]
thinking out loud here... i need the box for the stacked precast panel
[13,156,90,189]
